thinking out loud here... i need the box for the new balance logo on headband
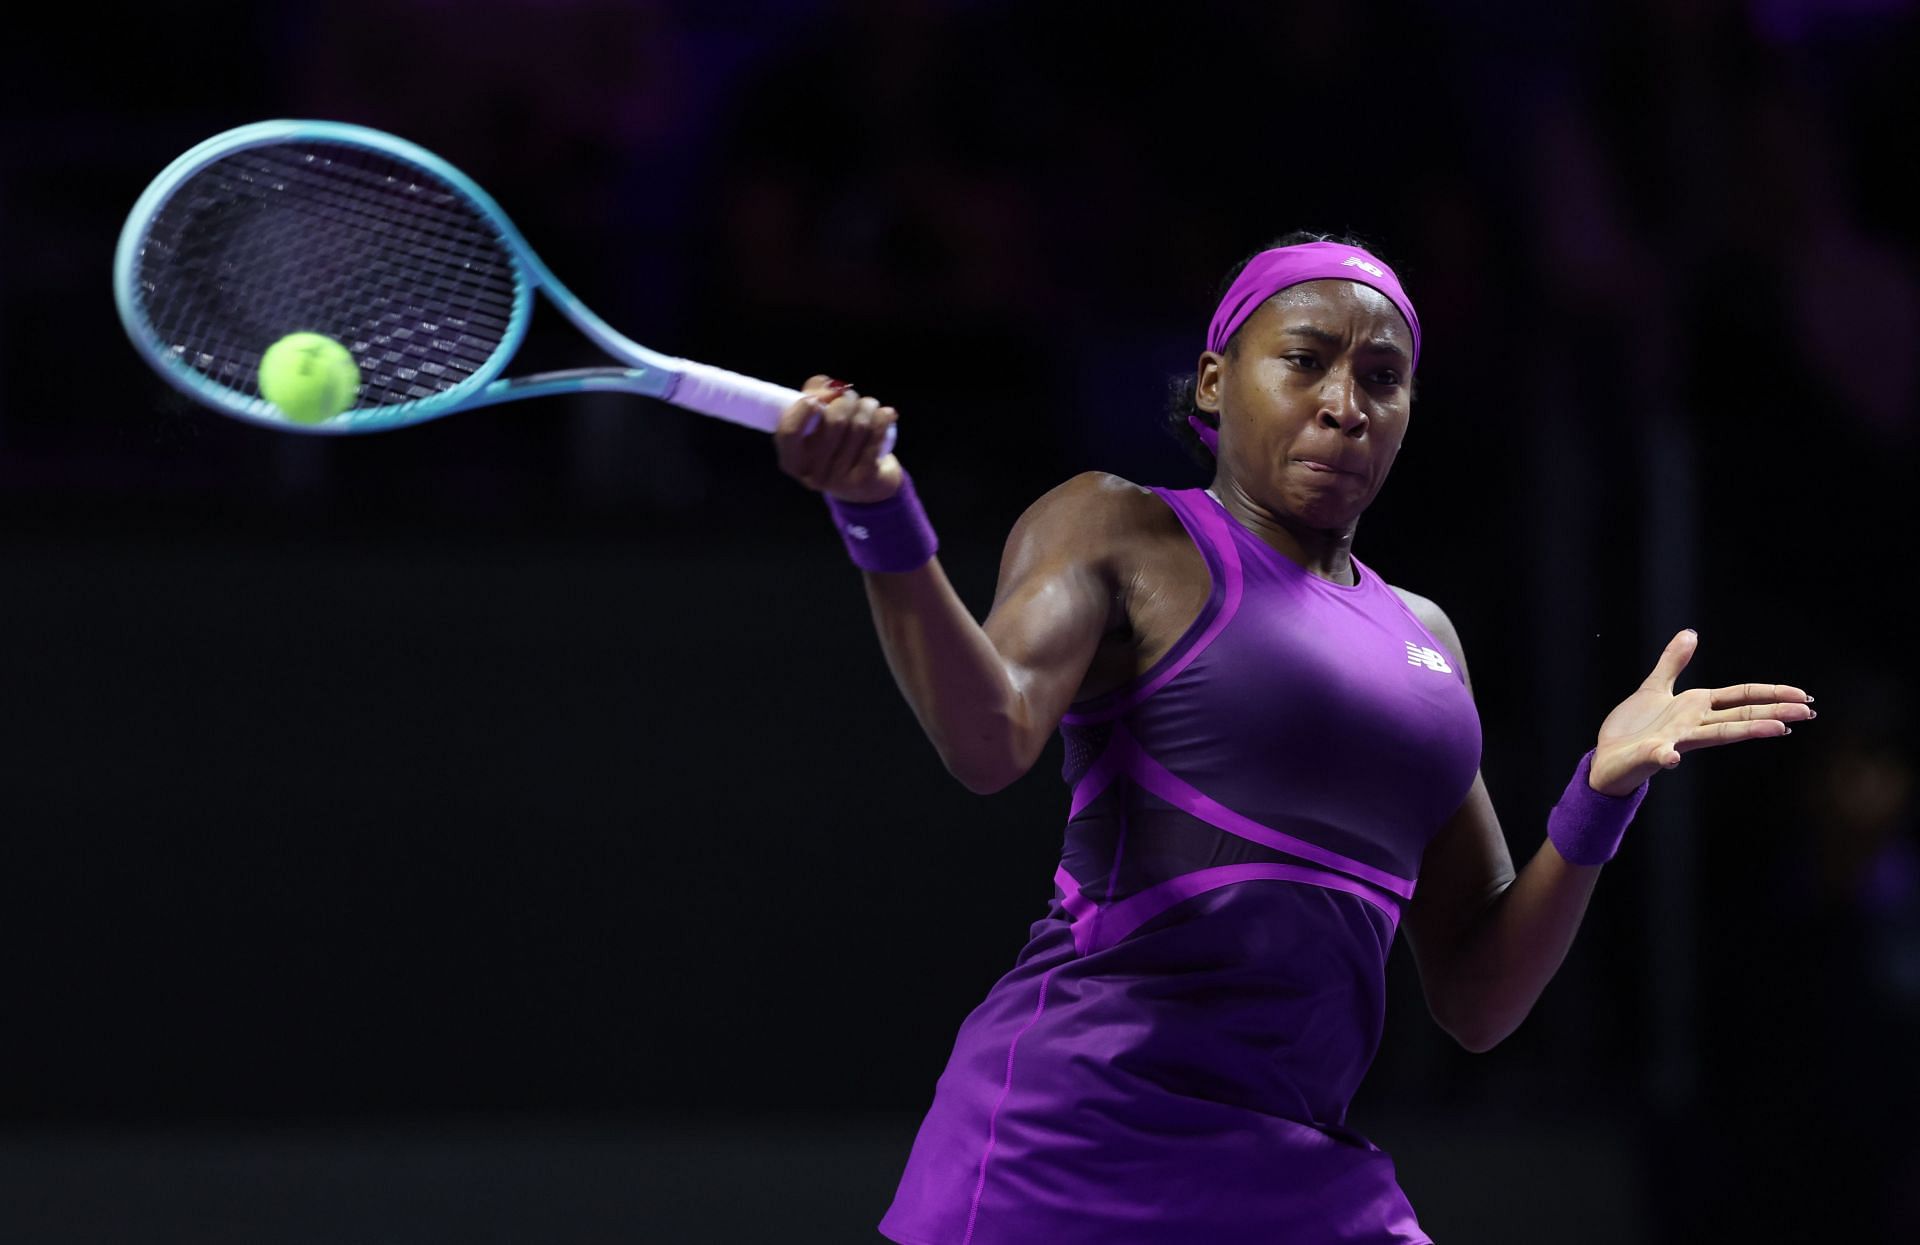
[1406,642,1453,674]
[1343,256,1385,278]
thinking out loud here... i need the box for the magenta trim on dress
[1067,738,1128,819]
[1081,786,1131,963]
[1054,865,1098,928]
[1061,489,1244,726]
[963,963,1061,1245]
[1199,490,1372,594]
[1119,728,1418,901]
[1083,861,1402,955]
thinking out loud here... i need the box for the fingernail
[1806,709,1817,719]
[1685,628,1698,636]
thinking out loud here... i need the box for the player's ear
[1194,351,1224,413]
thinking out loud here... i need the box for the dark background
[4,1,1917,1241]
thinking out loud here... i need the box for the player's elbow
[1426,990,1506,1054]
[1437,1006,1513,1054]
[1451,1025,1505,1055]
[943,751,1027,795]
[935,711,1044,795]
[940,735,1041,795]
[951,768,1015,795]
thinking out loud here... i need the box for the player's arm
[860,471,1129,793]
[773,380,1125,793]
[1396,590,1601,1054]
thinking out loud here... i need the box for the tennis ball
[258,333,360,425]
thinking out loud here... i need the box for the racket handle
[667,360,797,432]
[668,361,898,456]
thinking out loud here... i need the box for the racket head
[114,120,539,434]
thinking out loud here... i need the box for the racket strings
[132,142,522,412]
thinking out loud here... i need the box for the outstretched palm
[1589,630,1814,797]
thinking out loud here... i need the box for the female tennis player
[774,232,1814,1244]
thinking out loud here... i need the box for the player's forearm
[1436,841,1603,1053]
[861,560,1034,793]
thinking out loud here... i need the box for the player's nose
[1316,370,1367,435]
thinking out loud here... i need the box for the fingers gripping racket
[114,119,893,452]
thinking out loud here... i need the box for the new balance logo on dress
[1405,642,1453,673]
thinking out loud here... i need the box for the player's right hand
[775,375,902,504]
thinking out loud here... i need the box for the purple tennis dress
[878,487,1483,1245]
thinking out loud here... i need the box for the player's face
[1195,280,1414,532]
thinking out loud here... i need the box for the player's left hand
[1588,629,1815,796]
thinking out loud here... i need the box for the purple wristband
[1547,749,1650,867]
[824,469,938,573]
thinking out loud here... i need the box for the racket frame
[114,120,792,436]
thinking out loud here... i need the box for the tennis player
[774,232,1813,1244]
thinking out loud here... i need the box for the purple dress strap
[1059,486,1243,725]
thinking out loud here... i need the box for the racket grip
[668,360,799,432]
[670,360,898,455]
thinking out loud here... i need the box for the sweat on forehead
[1206,241,1421,369]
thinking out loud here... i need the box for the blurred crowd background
[3,1,1916,1241]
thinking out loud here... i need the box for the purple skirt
[878,889,1432,1245]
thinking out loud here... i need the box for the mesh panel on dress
[1063,786,1301,907]
[1059,719,1116,787]
[1109,791,1299,902]
[132,142,520,411]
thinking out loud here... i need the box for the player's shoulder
[1389,582,1469,669]
[1010,471,1175,551]
[1389,583,1444,622]
[1025,470,1170,526]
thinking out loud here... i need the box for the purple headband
[1188,241,1420,456]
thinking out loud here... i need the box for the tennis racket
[114,119,892,452]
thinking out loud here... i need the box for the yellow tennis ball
[258,333,360,425]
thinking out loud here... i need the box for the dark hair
[1164,228,1407,467]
